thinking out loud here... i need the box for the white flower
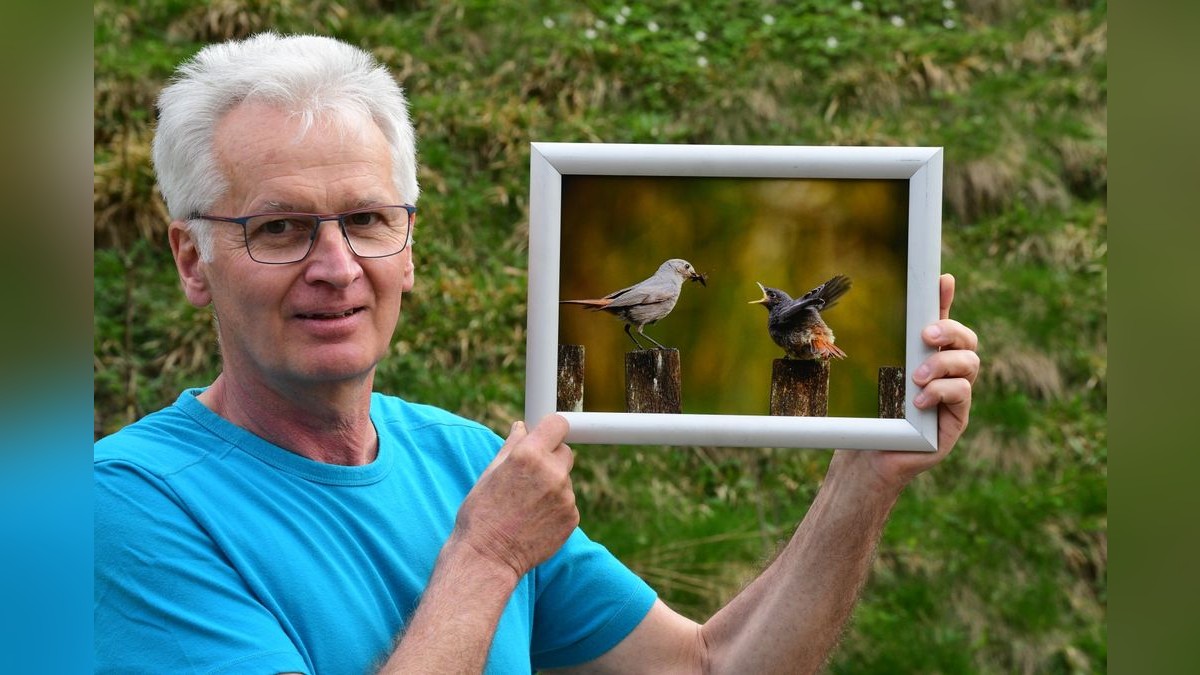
[542,17,555,29]
[695,30,708,42]
[595,19,608,29]
[762,14,776,26]
[943,18,956,28]
[585,28,598,39]
[647,20,660,33]
[697,56,709,68]
[621,6,632,16]
[851,1,863,11]
[890,15,905,27]
[825,36,839,49]
[615,14,627,25]
[943,0,956,9]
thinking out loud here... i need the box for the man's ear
[401,231,416,292]
[168,221,213,307]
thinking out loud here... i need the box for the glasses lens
[244,214,320,264]
[341,206,412,258]
[240,206,413,263]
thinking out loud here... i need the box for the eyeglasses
[193,205,416,264]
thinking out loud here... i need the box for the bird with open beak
[750,274,851,360]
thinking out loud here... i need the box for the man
[94,33,979,674]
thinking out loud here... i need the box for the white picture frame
[525,142,943,451]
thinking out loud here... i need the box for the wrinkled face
[170,100,415,390]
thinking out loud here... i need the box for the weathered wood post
[878,366,905,419]
[556,344,585,412]
[625,349,682,413]
[769,359,829,416]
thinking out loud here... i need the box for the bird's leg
[624,324,648,350]
[637,325,668,350]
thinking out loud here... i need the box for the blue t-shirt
[94,390,656,674]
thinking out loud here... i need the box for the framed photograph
[525,142,942,451]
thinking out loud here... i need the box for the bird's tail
[812,335,847,360]
[559,298,613,310]
[815,275,852,311]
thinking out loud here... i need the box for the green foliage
[94,0,1106,671]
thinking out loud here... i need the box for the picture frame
[525,142,943,451]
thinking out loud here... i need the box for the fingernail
[913,364,931,381]
[925,326,942,341]
[913,392,929,407]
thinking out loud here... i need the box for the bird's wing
[810,275,852,311]
[604,286,657,308]
[774,296,825,323]
[603,277,674,308]
[777,275,852,321]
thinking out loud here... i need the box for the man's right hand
[452,414,578,581]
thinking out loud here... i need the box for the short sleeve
[94,460,309,675]
[529,529,657,669]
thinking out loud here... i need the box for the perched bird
[749,274,852,360]
[561,258,707,350]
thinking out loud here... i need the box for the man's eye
[251,217,311,236]
[345,211,380,227]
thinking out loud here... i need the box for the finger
[913,377,972,411]
[939,273,955,321]
[484,420,527,469]
[522,414,570,453]
[912,349,980,386]
[558,443,576,474]
[921,319,978,352]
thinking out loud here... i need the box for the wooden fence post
[769,359,829,416]
[557,344,585,412]
[625,349,682,414]
[878,366,905,419]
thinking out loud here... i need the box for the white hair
[152,32,419,259]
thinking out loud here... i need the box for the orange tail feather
[813,336,847,360]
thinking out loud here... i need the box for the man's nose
[303,219,362,287]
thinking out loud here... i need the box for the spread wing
[774,296,825,324]
[777,275,851,322]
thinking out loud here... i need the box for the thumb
[522,414,570,451]
[939,273,956,321]
[485,420,529,469]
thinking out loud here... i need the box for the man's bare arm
[551,274,979,674]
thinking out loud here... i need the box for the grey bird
[749,274,852,360]
[561,258,707,350]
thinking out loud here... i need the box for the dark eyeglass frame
[191,204,417,264]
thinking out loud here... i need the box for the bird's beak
[748,282,768,304]
[690,271,707,287]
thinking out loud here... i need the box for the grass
[93,0,1107,670]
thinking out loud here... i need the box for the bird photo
[560,258,707,351]
[558,175,905,415]
[750,274,852,360]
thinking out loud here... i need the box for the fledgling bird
[560,258,707,350]
[750,274,852,360]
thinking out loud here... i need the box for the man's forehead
[215,99,381,146]
[210,101,397,212]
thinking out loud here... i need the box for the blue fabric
[94,390,656,674]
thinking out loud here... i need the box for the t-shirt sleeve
[528,528,658,669]
[94,460,309,675]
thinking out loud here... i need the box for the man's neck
[198,371,379,466]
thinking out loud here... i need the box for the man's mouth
[297,307,363,320]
